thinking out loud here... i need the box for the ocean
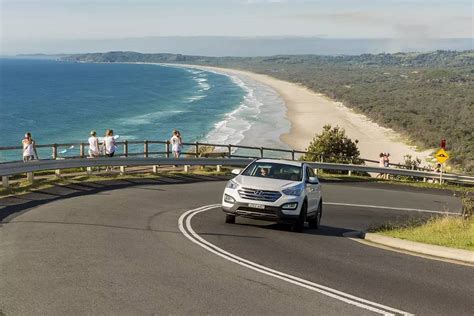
[0,58,289,161]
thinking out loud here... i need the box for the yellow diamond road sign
[435,148,449,164]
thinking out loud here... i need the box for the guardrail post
[153,165,159,173]
[52,144,58,159]
[216,165,222,172]
[166,141,170,158]
[184,165,190,173]
[27,172,34,183]
[124,140,128,157]
[80,143,85,158]
[195,142,199,157]
[291,150,295,161]
[320,154,324,163]
[2,176,9,189]
[260,147,264,158]
[144,140,149,158]
[120,166,126,175]
[228,145,232,158]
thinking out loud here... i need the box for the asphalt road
[0,176,472,315]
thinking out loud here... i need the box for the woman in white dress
[22,132,38,162]
[88,130,100,158]
[170,130,183,158]
[103,129,117,157]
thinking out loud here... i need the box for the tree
[302,125,361,164]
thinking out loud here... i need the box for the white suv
[222,159,322,232]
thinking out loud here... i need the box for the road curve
[0,176,472,315]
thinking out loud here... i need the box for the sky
[1,0,473,54]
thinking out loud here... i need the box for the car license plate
[248,203,265,209]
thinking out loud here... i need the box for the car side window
[305,166,311,180]
[306,166,318,183]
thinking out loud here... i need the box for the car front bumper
[222,188,303,223]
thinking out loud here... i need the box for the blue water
[0,58,247,161]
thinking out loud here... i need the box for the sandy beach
[177,64,434,165]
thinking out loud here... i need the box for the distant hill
[63,50,474,173]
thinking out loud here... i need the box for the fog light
[282,202,298,210]
[224,194,236,204]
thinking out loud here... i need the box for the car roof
[255,159,304,167]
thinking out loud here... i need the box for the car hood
[234,175,299,190]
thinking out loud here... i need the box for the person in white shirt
[170,130,183,158]
[103,129,117,157]
[88,130,100,158]
[22,132,38,162]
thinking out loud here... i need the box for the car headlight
[282,183,304,196]
[282,202,298,210]
[226,180,239,189]
[224,194,236,204]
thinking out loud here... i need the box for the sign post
[434,148,449,184]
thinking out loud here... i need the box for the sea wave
[201,69,290,154]
[203,74,262,146]
[120,110,189,125]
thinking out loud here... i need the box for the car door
[304,165,319,214]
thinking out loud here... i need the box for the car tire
[292,201,307,233]
[225,214,236,224]
[309,200,322,229]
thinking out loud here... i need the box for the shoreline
[171,64,434,165]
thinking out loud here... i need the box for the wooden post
[166,141,170,158]
[124,140,128,157]
[144,140,149,158]
[291,150,295,161]
[439,163,444,184]
[260,147,264,158]
[195,142,199,157]
[2,176,9,189]
[120,166,126,175]
[52,144,58,159]
[27,172,34,183]
[79,143,85,158]
[228,145,232,158]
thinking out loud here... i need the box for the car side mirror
[231,168,242,175]
[307,177,319,184]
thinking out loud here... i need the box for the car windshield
[242,162,302,181]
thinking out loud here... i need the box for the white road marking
[179,205,413,316]
[325,202,459,215]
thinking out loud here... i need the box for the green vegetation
[376,216,473,251]
[374,195,473,250]
[0,168,231,198]
[64,50,474,173]
[301,124,361,164]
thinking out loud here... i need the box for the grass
[0,167,231,199]
[375,216,474,251]
[317,172,474,193]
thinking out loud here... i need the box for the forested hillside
[64,51,474,172]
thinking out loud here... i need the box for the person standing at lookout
[88,130,100,158]
[103,129,117,157]
[22,132,38,162]
[171,130,183,158]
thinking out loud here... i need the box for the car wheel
[292,201,307,233]
[309,200,322,229]
[225,214,236,224]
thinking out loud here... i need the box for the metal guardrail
[1,157,473,187]
[0,139,424,170]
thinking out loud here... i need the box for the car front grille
[238,187,282,202]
